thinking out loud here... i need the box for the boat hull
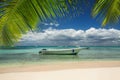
[39,48,81,55]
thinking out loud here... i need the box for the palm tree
[0,0,81,46]
[0,0,120,46]
[92,0,120,26]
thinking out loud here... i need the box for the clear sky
[18,0,120,46]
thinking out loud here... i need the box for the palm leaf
[92,0,120,26]
[0,0,82,46]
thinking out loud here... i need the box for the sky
[18,0,120,46]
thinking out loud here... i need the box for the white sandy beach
[0,67,120,80]
[0,61,120,80]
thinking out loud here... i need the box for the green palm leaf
[92,0,120,26]
[0,0,81,46]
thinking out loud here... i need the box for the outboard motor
[39,49,47,55]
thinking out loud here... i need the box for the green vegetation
[92,0,120,26]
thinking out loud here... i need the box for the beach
[1,0,120,79]
[0,61,120,80]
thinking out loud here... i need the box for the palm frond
[92,0,120,26]
[0,0,82,46]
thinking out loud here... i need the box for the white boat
[39,47,89,55]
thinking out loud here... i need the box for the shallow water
[0,46,120,66]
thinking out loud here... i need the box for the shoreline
[0,61,120,73]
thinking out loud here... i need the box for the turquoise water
[0,46,120,65]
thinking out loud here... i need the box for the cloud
[42,22,60,27]
[18,27,120,46]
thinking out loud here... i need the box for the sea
[0,46,120,66]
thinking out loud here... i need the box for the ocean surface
[0,46,120,66]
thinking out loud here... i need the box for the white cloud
[44,23,49,26]
[18,27,120,46]
[50,22,54,25]
[54,23,59,27]
[42,22,60,27]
